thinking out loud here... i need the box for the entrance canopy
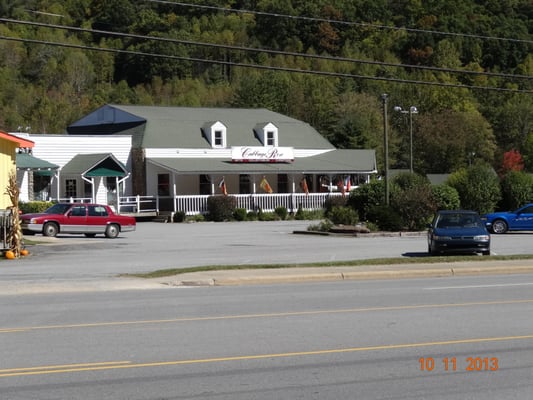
[61,153,128,178]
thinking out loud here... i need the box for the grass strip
[123,254,533,279]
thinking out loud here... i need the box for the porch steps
[152,211,174,223]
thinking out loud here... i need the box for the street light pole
[394,105,418,173]
[382,94,389,205]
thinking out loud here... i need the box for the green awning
[85,167,126,177]
[16,152,59,171]
[33,170,56,177]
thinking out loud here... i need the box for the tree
[500,149,524,175]
[416,110,496,173]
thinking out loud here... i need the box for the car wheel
[491,219,508,234]
[84,233,96,238]
[43,222,58,237]
[482,250,491,256]
[105,224,119,239]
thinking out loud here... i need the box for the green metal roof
[76,105,336,150]
[16,152,59,171]
[148,149,377,175]
[61,153,128,177]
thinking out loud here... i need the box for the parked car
[481,204,533,234]
[427,210,490,256]
[21,203,136,238]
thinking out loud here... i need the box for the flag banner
[345,176,351,192]
[218,177,228,196]
[337,178,345,196]
[300,177,309,195]
[260,177,273,193]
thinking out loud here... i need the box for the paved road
[1,274,532,399]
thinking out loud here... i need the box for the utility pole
[381,94,389,205]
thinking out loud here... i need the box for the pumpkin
[4,250,16,259]
[20,249,29,256]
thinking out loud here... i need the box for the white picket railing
[49,192,344,216]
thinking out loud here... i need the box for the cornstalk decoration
[5,171,22,258]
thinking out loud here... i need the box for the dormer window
[255,122,278,147]
[203,121,227,148]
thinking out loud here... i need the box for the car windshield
[437,213,483,228]
[44,204,72,215]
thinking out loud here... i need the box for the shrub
[258,211,278,221]
[447,164,501,214]
[274,206,288,220]
[307,220,333,232]
[233,208,248,221]
[323,195,347,214]
[367,205,404,231]
[206,195,237,221]
[19,201,53,214]
[499,170,533,210]
[173,211,186,222]
[326,206,359,225]
[431,184,460,210]
[246,211,258,221]
[391,185,436,230]
[347,180,385,221]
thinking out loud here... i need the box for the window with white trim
[206,121,227,148]
[257,123,278,147]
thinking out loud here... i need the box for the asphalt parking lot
[1,220,533,293]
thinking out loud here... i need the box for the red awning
[0,131,34,148]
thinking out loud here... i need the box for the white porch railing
[173,192,344,215]
[49,193,344,216]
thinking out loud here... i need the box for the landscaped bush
[447,164,501,214]
[19,201,54,214]
[499,170,533,210]
[326,206,359,225]
[274,206,288,220]
[233,208,248,221]
[347,179,385,221]
[431,184,460,210]
[206,195,237,221]
[323,195,347,214]
[173,211,186,222]
[366,205,404,231]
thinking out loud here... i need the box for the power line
[146,0,533,45]
[1,18,531,82]
[1,34,530,94]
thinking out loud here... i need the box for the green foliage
[274,206,288,220]
[326,206,359,226]
[172,211,186,223]
[323,195,347,214]
[307,220,333,232]
[233,208,247,221]
[499,171,533,211]
[388,173,436,230]
[446,164,501,214]
[431,184,461,210]
[348,179,385,221]
[206,195,237,222]
[19,201,53,214]
[367,205,404,232]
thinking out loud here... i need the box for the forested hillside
[0,0,531,174]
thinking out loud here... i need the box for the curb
[166,263,533,287]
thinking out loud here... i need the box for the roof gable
[61,153,127,177]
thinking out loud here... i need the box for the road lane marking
[1,334,533,378]
[2,299,533,334]
[425,282,533,290]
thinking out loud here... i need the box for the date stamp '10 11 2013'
[419,357,499,372]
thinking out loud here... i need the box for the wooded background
[1,0,531,174]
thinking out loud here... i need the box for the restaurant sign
[231,146,294,163]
